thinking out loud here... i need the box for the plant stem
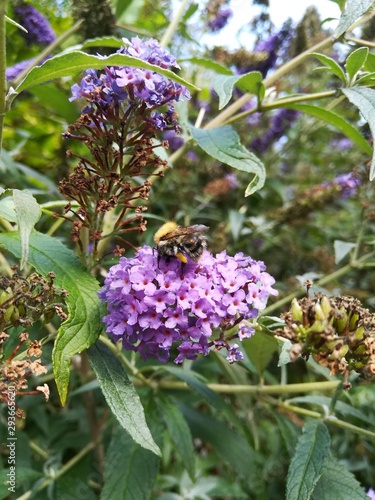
[155,379,340,394]
[160,0,190,48]
[10,19,83,89]
[0,0,8,151]
[224,90,337,126]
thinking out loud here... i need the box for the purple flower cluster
[328,172,361,199]
[6,58,35,80]
[235,26,293,77]
[208,7,233,32]
[99,246,277,364]
[14,4,56,45]
[70,37,190,131]
[250,108,300,154]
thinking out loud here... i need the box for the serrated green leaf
[334,0,373,38]
[213,71,263,109]
[342,86,375,180]
[158,395,195,479]
[345,47,369,83]
[312,454,368,500]
[181,57,232,75]
[101,418,160,499]
[12,190,42,270]
[311,53,346,82]
[0,231,102,404]
[14,51,199,95]
[283,103,372,155]
[181,405,255,480]
[190,125,265,196]
[286,420,330,500]
[87,341,161,456]
[242,331,278,375]
[333,240,356,263]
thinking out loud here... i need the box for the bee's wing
[162,225,209,240]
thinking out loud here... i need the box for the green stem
[160,0,190,48]
[205,35,335,130]
[10,19,83,89]
[0,0,8,151]
[274,401,375,439]
[224,90,337,126]
[17,441,96,500]
[155,379,340,394]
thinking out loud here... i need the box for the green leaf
[182,405,255,480]
[0,231,102,405]
[277,339,293,367]
[158,395,195,479]
[29,84,78,124]
[283,103,372,155]
[312,454,368,500]
[342,86,375,180]
[345,47,369,83]
[81,36,124,49]
[162,365,229,413]
[286,420,330,500]
[12,190,42,270]
[311,53,346,82]
[364,52,375,72]
[87,341,161,456]
[0,189,17,222]
[242,331,279,375]
[181,57,232,75]
[213,71,263,109]
[101,420,160,499]
[334,0,373,38]
[189,125,265,196]
[333,240,356,263]
[14,51,199,95]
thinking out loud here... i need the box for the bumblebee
[154,221,209,264]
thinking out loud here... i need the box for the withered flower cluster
[276,293,375,384]
[59,37,190,258]
[0,269,67,413]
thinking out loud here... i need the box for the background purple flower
[250,108,300,154]
[14,3,56,45]
[328,172,361,199]
[208,7,233,32]
[99,246,278,364]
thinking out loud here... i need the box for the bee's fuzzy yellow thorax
[154,221,178,244]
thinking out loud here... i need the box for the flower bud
[291,298,303,322]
